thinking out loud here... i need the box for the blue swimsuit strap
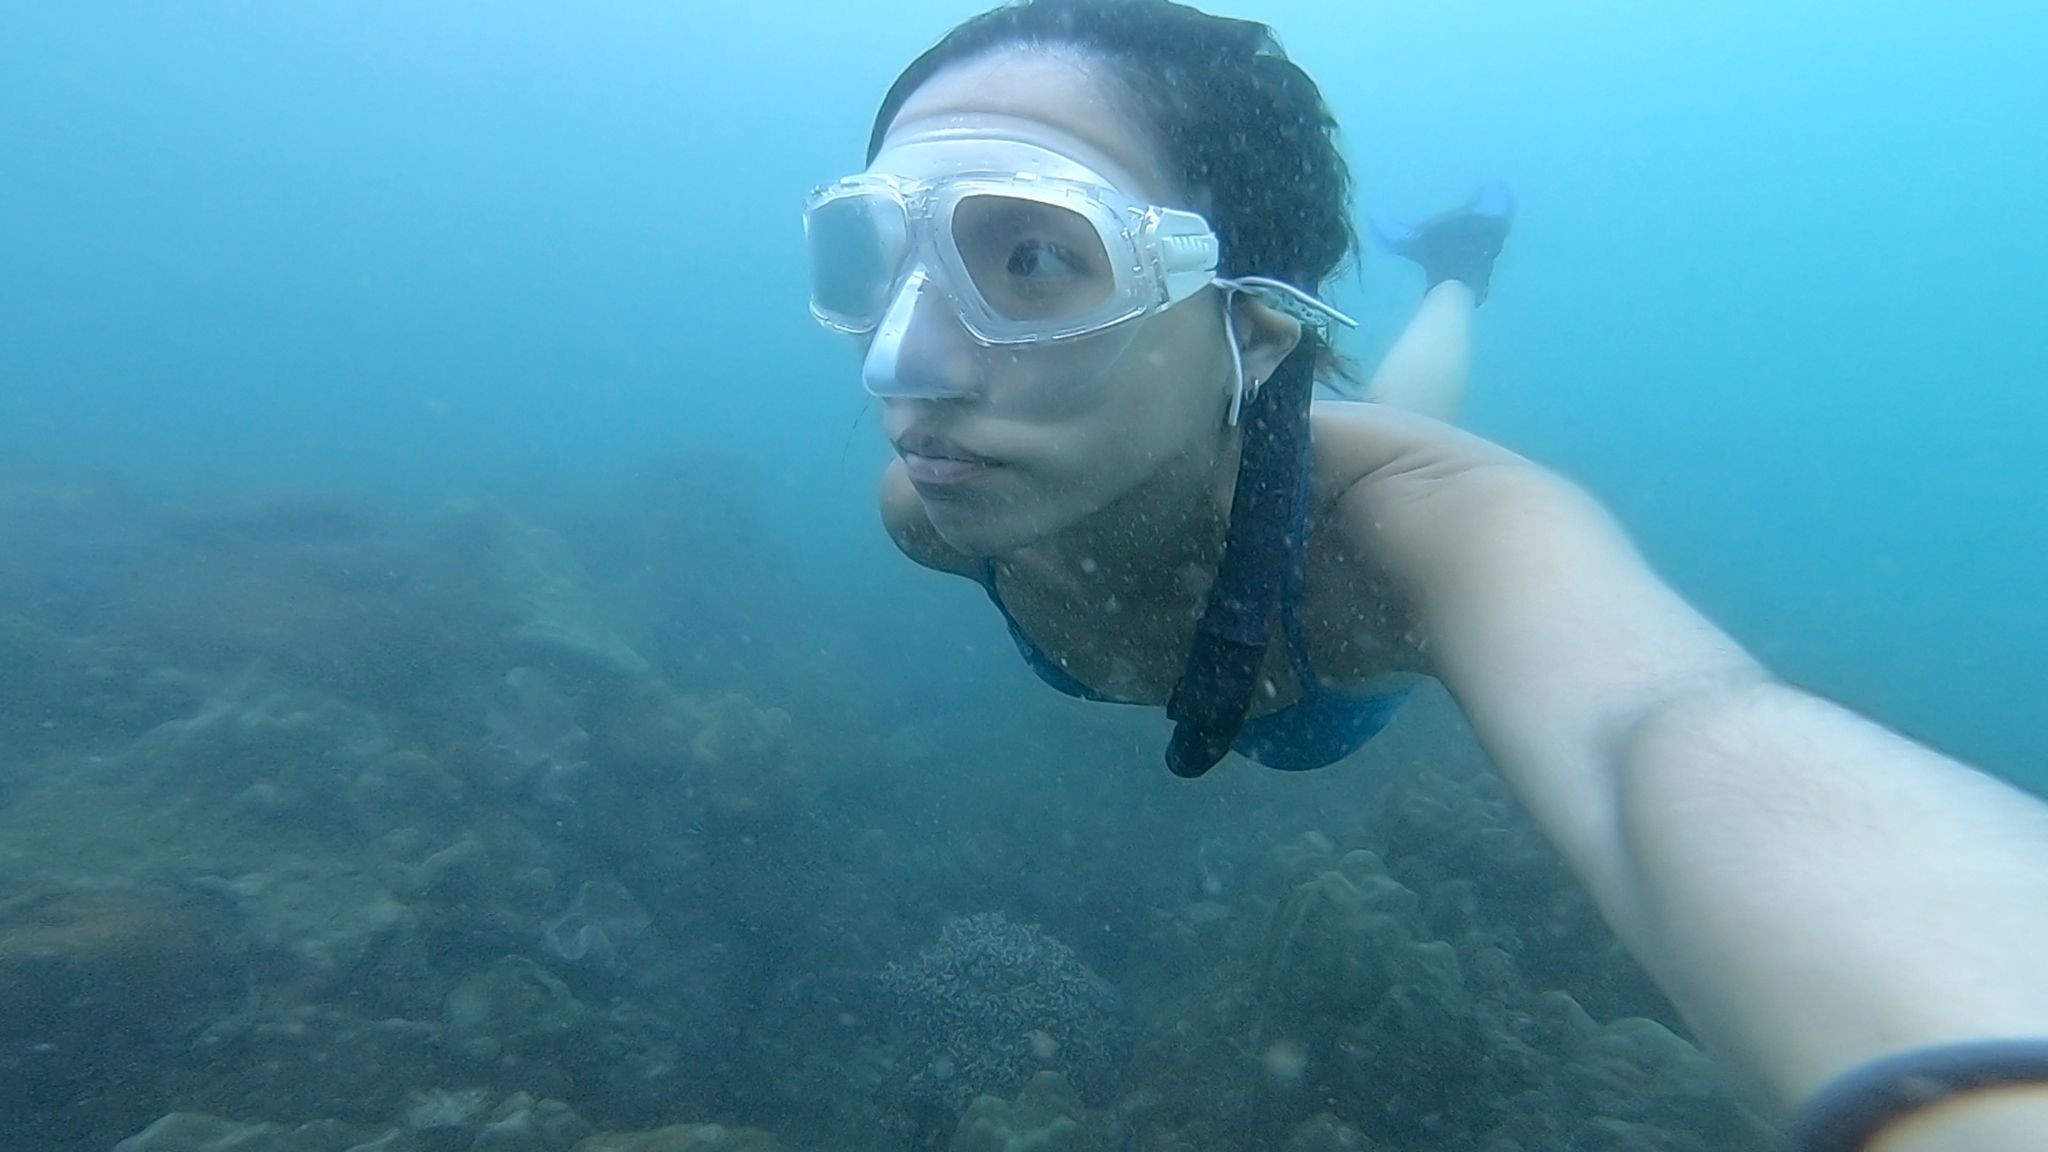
[975,554,1326,706]
[1790,1039,2048,1151]
[975,559,1124,704]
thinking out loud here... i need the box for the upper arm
[880,459,980,578]
[1317,402,1761,915]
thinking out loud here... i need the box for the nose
[861,267,982,399]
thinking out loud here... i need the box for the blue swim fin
[1371,181,1515,305]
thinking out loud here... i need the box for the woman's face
[868,48,1243,557]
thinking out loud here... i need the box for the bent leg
[1364,280,1475,421]
[1362,183,1513,421]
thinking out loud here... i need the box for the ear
[1229,293,1305,396]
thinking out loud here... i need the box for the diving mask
[802,127,1355,414]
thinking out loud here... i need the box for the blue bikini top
[975,547,1408,773]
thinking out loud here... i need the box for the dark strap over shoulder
[1164,345,1315,778]
[1790,1039,2048,1152]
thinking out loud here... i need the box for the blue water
[8,2,2040,781]
[3,4,2045,1148]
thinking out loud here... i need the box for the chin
[925,506,1035,558]
[923,490,1080,558]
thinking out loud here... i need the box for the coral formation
[540,879,652,971]
[948,1073,1103,1152]
[112,1091,596,1152]
[0,477,1786,1152]
[1125,828,1783,1151]
[574,1125,785,1152]
[879,913,1129,1117]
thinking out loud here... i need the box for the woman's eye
[1006,238,1087,280]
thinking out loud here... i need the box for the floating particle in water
[1026,1029,1061,1061]
[1262,1039,1309,1085]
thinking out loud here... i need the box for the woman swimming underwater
[801,2,2048,1147]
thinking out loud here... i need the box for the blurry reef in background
[0,454,1782,1151]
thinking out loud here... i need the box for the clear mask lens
[804,188,908,333]
[804,174,1155,345]
[948,193,1118,326]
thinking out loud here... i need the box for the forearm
[1384,466,2048,1139]
[1618,676,2048,1111]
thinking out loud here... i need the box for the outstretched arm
[1322,405,2048,1151]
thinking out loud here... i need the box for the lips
[894,432,997,487]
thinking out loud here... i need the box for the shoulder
[880,459,981,578]
[1308,398,1533,506]
[1301,400,1589,669]
[1307,398,1569,557]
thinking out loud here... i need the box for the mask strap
[1213,276,1358,427]
[1221,294,1250,427]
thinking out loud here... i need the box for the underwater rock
[569,1124,782,1152]
[100,666,399,845]
[469,1115,549,1152]
[1253,846,1466,1049]
[1246,848,1481,1142]
[469,1093,594,1152]
[360,824,560,976]
[683,693,793,771]
[1127,823,1786,1151]
[506,605,651,683]
[539,879,652,971]
[176,1007,444,1126]
[114,1092,596,1152]
[0,880,238,1048]
[487,668,590,772]
[347,750,466,841]
[481,665,598,817]
[453,513,650,683]
[1370,764,1670,1025]
[948,1072,1099,1152]
[582,681,793,790]
[0,613,201,757]
[0,880,243,1146]
[443,957,588,1069]
[1278,1113,1379,1152]
[403,1086,493,1133]
[112,1112,380,1152]
[201,857,421,999]
[407,835,498,902]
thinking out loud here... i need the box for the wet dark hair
[870,0,1356,778]
[868,0,1355,304]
